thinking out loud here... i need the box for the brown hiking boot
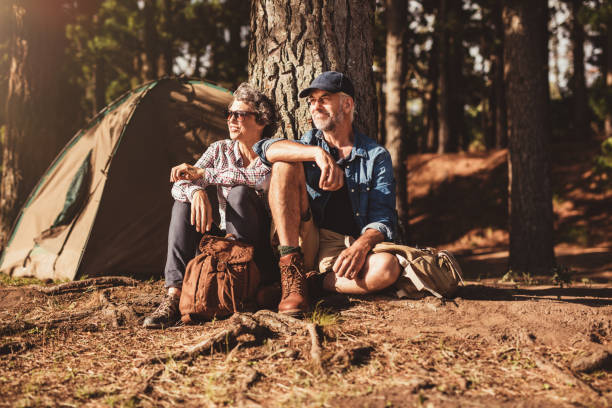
[278,252,309,316]
[143,294,180,329]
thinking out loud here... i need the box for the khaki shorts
[300,218,356,275]
[270,217,356,275]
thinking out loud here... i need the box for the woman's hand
[191,190,213,233]
[170,163,204,182]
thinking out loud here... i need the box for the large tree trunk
[492,1,507,149]
[1,0,73,246]
[605,11,612,140]
[571,0,589,139]
[425,33,439,152]
[248,0,377,139]
[436,0,451,153]
[375,70,385,145]
[503,0,555,275]
[160,0,177,76]
[384,0,408,243]
[436,0,464,153]
[447,0,465,151]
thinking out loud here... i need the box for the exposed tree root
[571,348,612,373]
[533,357,602,398]
[31,277,139,295]
[0,340,34,355]
[0,290,135,336]
[0,310,95,336]
[142,310,323,368]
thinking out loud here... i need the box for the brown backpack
[179,235,261,323]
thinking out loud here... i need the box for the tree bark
[571,0,589,139]
[503,0,555,275]
[425,33,439,152]
[384,0,408,243]
[436,0,463,153]
[605,11,612,140]
[492,1,507,149]
[1,0,73,246]
[248,0,377,139]
[160,0,176,76]
[375,70,385,145]
[436,0,450,153]
[447,0,465,151]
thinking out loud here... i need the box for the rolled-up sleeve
[170,142,216,202]
[252,137,287,167]
[361,149,396,241]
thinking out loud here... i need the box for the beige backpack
[372,243,464,299]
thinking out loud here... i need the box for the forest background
[0,0,610,277]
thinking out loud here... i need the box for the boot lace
[280,258,306,298]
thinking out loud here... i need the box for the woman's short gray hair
[232,83,279,138]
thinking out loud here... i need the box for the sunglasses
[224,109,257,121]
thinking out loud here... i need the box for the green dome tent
[0,77,233,281]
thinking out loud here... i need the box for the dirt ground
[1,140,610,407]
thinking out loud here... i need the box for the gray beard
[313,109,344,131]
[313,118,335,131]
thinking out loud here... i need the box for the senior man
[253,71,401,315]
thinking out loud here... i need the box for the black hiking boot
[143,294,180,329]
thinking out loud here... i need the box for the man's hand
[333,240,370,280]
[314,148,344,191]
[191,190,213,233]
[170,163,204,182]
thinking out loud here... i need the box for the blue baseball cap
[298,71,355,99]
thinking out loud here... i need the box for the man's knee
[271,161,304,179]
[366,253,401,289]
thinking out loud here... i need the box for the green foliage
[0,272,46,287]
[64,0,249,121]
[551,264,574,288]
[594,137,612,176]
[309,301,340,327]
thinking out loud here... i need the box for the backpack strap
[394,253,444,299]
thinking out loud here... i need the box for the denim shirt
[253,128,396,241]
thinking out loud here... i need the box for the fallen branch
[32,277,139,295]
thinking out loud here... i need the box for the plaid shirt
[171,139,271,230]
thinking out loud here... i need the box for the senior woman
[144,83,278,329]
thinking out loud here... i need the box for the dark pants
[164,185,276,288]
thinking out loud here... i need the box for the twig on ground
[306,322,323,370]
[31,277,139,295]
